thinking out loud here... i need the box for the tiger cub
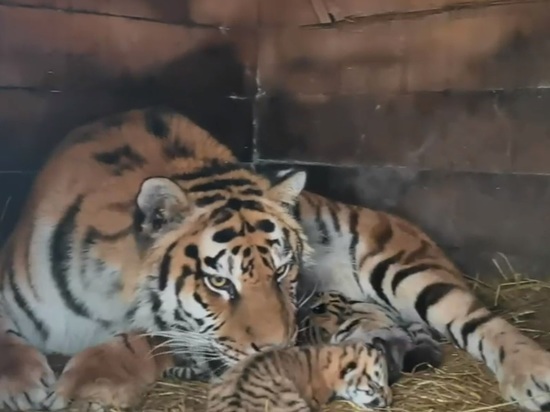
[299,291,443,384]
[206,341,392,412]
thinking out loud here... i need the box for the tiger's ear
[135,177,189,238]
[265,169,307,206]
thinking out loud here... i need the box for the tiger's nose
[368,397,387,408]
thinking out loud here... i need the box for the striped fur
[0,108,549,411]
[206,341,392,412]
[298,290,443,384]
[296,192,550,411]
[0,108,309,410]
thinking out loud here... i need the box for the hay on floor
[71,263,550,412]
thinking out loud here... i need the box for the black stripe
[170,161,244,182]
[391,263,444,294]
[240,188,263,196]
[461,312,496,349]
[158,241,177,291]
[188,179,254,193]
[348,209,364,293]
[5,329,22,338]
[93,145,146,176]
[193,292,208,310]
[163,141,193,159]
[50,196,95,320]
[24,221,39,299]
[499,346,506,363]
[149,291,169,330]
[256,219,275,233]
[204,250,226,269]
[358,215,393,270]
[293,202,302,223]
[370,252,404,307]
[403,240,430,264]
[210,208,234,225]
[196,194,226,207]
[336,318,362,340]
[119,333,136,354]
[445,322,459,347]
[84,225,133,245]
[5,254,49,341]
[532,375,550,392]
[212,228,239,243]
[415,282,457,323]
[241,200,264,212]
[478,339,487,363]
[327,204,341,233]
[314,204,330,245]
[144,107,171,139]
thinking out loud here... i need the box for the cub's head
[299,291,354,344]
[132,164,311,369]
[328,342,392,409]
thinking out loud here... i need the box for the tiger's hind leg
[298,193,550,411]
[0,314,66,411]
[55,333,174,410]
[371,263,550,411]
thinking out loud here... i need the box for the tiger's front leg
[55,333,174,410]
[0,326,66,411]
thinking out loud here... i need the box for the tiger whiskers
[297,281,319,310]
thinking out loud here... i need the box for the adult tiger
[0,108,549,411]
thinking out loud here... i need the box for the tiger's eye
[275,264,288,276]
[209,276,228,288]
[311,303,327,314]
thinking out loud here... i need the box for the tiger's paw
[56,333,170,410]
[0,337,66,410]
[499,346,550,411]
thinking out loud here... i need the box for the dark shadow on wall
[0,43,254,245]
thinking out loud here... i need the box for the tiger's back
[207,342,392,412]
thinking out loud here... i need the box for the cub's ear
[264,168,307,207]
[134,177,189,238]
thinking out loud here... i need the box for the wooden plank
[257,2,550,93]
[1,0,191,23]
[6,0,527,27]
[257,89,550,174]
[259,0,502,26]
[0,88,253,172]
[298,162,550,279]
[0,5,257,90]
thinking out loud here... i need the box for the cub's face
[133,168,310,369]
[333,342,392,409]
[300,291,351,344]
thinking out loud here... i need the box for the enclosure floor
[69,276,550,412]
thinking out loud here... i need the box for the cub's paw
[56,333,170,410]
[0,337,66,410]
[499,346,550,411]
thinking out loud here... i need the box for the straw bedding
[68,266,550,412]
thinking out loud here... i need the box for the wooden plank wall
[2,0,550,279]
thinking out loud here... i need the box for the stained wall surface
[2,0,550,279]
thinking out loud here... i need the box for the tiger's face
[132,167,311,370]
[331,342,392,409]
